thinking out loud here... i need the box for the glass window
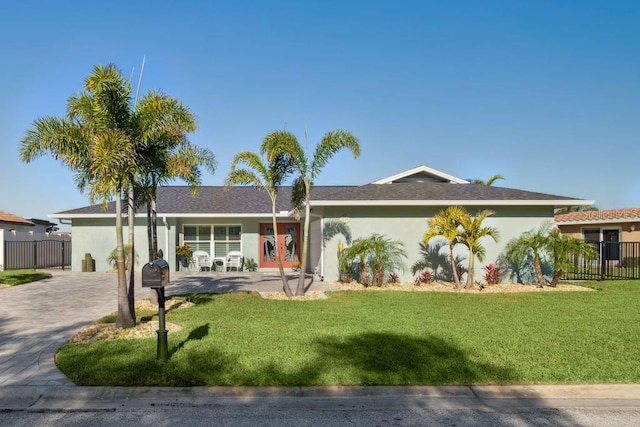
[183,226,211,254]
[212,225,242,257]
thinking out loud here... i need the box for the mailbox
[142,259,170,288]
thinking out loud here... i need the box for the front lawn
[0,270,52,286]
[56,281,640,386]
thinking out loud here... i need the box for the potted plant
[176,243,193,268]
[244,257,258,272]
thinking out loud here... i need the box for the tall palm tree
[423,206,466,289]
[133,92,216,262]
[458,209,500,289]
[20,64,137,328]
[265,129,360,296]
[225,133,294,296]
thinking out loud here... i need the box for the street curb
[2,384,640,411]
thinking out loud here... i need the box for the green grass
[0,270,52,286]
[56,281,640,386]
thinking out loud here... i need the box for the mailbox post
[142,259,170,361]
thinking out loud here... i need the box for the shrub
[484,263,500,284]
[244,258,258,272]
[388,272,399,283]
[415,270,434,285]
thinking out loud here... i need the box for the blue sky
[1,1,639,223]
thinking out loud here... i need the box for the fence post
[600,241,606,281]
[61,241,65,271]
[33,241,37,270]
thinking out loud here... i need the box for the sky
[1,0,639,225]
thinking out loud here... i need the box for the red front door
[260,223,300,268]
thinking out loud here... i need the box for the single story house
[52,165,592,282]
[555,208,640,266]
[0,211,34,271]
[555,208,640,243]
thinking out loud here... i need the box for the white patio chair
[226,251,244,271]
[192,250,211,271]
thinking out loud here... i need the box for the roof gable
[372,165,469,184]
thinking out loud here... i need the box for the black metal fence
[3,240,72,270]
[565,241,640,280]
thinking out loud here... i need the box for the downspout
[162,216,170,264]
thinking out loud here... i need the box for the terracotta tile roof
[0,211,34,226]
[555,208,640,223]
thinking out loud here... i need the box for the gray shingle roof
[56,183,583,216]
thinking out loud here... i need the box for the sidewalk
[1,270,640,411]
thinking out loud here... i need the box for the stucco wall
[557,222,640,243]
[319,205,555,283]
[70,216,293,273]
[70,218,150,272]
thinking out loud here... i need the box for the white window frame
[212,224,242,258]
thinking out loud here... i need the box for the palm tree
[133,92,216,262]
[458,209,500,289]
[469,174,505,186]
[366,234,407,287]
[506,222,552,287]
[341,237,372,286]
[554,205,598,215]
[264,129,360,296]
[423,206,466,289]
[20,64,137,328]
[225,133,294,297]
[546,229,598,286]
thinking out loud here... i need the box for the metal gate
[4,240,72,270]
[565,241,640,280]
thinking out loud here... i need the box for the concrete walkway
[1,270,640,412]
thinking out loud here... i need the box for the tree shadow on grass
[312,332,515,385]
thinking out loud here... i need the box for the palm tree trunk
[272,202,292,297]
[550,269,562,287]
[373,265,384,287]
[151,196,159,259]
[466,251,475,289]
[115,195,135,328]
[295,196,311,296]
[450,245,462,289]
[126,185,136,326]
[360,263,369,287]
[146,202,154,262]
[533,251,545,287]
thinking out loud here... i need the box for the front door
[603,229,620,261]
[260,223,300,268]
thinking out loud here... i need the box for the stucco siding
[70,218,150,272]
[320,205,554,283]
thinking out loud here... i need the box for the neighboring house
[556,208,640,266]
[51,165,592,281]
[1,212,70,271]
[0,211,34,271]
